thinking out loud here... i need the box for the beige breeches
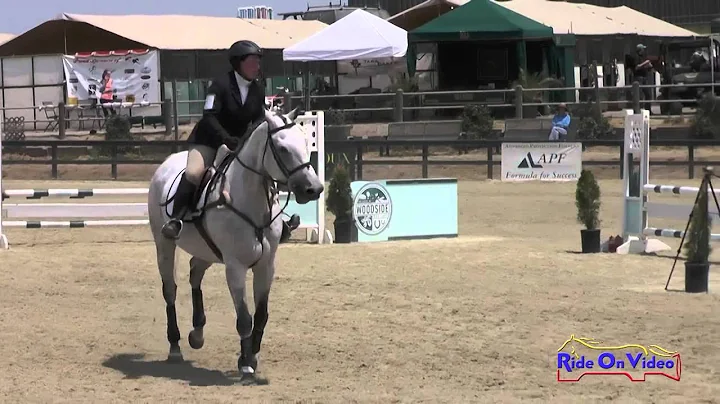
[185,144,216,185]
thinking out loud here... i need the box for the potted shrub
[326,164,356,243]
[575,169,601,253]
[683,178,712,293]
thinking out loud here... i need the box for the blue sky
[0,0,308,34]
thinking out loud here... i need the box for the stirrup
[161,219,184,240]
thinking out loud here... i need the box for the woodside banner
[62,50,160,105]
[501,142,583,182]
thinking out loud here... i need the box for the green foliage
[460,104,494,140]
[326,164,353,220]
[511,68,564,103]
[386,73,419,92]
[690,94,720,139]
[575,170,601,230]
[325,108,349,126]
[684,178,713,263]
[98,115,135,155]
[576,115,615,140]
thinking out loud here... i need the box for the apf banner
[62,50,160,105]
[501,142,582,182]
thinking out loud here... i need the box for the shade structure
[283,9,407,61]
[410,0,553,41]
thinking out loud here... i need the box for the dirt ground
[1,171,719,403]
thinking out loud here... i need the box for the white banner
[62,50,160,105]
[336,57,406,78]
[501,142,583,182]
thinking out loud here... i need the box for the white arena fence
[0,112,332,249]
[618,109,718,254]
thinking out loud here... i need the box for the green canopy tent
[407,0,555,76]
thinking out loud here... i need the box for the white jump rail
[618,109,718,254]
[0,111,332,249]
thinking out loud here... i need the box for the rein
[198,115,311,265]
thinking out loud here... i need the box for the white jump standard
[618,109,720,254]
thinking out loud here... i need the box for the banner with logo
[62,49,160,105]
[501,142,583,182]
[350,179,458,242]
[337,57,406,78]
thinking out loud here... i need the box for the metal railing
[1,80,714,139]
[2,138,719,181]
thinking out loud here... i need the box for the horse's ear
[263,108,276,127]
[286,107,301,121]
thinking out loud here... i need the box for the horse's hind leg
[188,256,212,350]
[155,239,183,362]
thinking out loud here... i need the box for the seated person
[548,103,570,141]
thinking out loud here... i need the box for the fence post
[58,102,66,139]
[421,144,428,178]
[51,145,58,179]
[394,89,404,122]
[111,144,118,180]
[283,89,292,114]
[688,145,695,179]
[592,61,602,118]
[163,98,172,138]
[171,80,180,140]
[514,85,523,118]
[632,82,641,113]
[356,144,363,180]
[487,146,494,179]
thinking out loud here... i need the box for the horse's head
[261,107,324,204]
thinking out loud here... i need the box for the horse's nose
[305,184,324,198]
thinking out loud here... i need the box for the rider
[161,40,300,241]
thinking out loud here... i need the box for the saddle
[162,146,236,261]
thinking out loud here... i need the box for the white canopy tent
[283,9,408,106]
[283,9,407,61]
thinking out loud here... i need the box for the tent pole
[303,62,311,110]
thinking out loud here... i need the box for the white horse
[147,108,324,377]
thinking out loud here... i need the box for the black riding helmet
[229,40,263,69]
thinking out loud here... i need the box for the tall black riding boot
[280,214,301,243]
[161,175,197,239]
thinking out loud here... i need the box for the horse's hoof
[188,329,205,349]
[167,346,184,363]
[238,355,258,375]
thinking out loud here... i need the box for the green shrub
[690,94,720,139]
[575,169,601,230]
[460,104,494,140]
[326,164,353,221]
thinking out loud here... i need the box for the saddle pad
[161,169,219,221]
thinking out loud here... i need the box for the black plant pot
[333,216,357,244]
[580,229,601,253]
[684,262,710,293]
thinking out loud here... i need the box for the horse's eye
[278,146,289,154]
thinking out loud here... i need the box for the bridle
[200,113,313,264]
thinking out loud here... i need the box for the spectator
[628,44,654,106]
[99,69,116,118]
[549,103,570,141]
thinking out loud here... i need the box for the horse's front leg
[251,254,276,358]
[224,259,256,375]
[188,256,212,349]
